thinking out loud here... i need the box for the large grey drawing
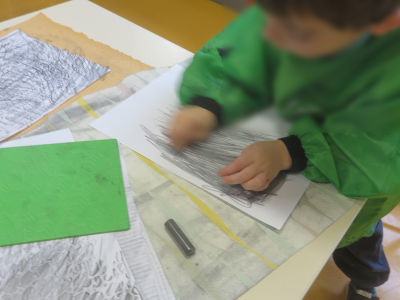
[141,112,286,208]
[0,30,109,141]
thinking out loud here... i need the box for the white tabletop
[0,1,363,299]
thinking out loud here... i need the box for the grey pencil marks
[0,30,109,141]
[142,112,286,207]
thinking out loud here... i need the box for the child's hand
[218,140,292,191]
[167,106,217,150]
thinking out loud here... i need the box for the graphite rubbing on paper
[0,234,142,300]
[141,112,286,208]
[0,30,109,141]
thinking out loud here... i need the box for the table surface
[0,1,363,299]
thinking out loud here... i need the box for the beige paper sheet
[0,13,151,141]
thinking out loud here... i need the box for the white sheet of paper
[0,128,74,148]
[91,65,310,230]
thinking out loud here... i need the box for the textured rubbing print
[0,235,142,300]
[141,111,286,208]
[0,30,109,141]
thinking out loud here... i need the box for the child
[168,1,400,299]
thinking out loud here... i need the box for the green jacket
[179,5,400,247]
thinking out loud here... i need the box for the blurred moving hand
[167,106,217,150]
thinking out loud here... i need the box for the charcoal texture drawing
[0,30,109,141]
[142,112,286,208]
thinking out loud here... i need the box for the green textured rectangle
[0,139,129,246]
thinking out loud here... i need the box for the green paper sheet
[0,139,130,246]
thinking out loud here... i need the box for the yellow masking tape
[76,97,99,119]
[78,97,277,269]
[136,153,277,270]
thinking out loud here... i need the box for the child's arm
[168,5,278,149]
[291,99,400,199]
[179,5,278,124]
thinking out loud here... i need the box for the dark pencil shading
[141,112,286,208]
[0,30,109,141]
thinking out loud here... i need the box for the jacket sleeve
[291,97,400,199]
[179,5,279,124]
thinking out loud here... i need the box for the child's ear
[370,10,400,36]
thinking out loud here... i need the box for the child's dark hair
[257,0,400,28]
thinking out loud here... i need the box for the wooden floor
[304,205,400,300]
[90,0,237,52]
[1,1,399,299]
[0,0,66,23]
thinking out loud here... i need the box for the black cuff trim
[217,47,233,58]
[190,96,222,124]
[279,135,308,172]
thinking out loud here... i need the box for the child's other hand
[167,106,217,150]
[218,140,292,191]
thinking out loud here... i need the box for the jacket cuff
[279,135,308,172]
[190,96,222,124]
